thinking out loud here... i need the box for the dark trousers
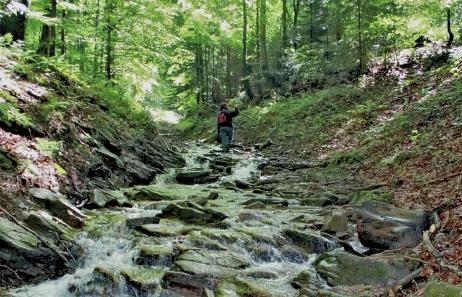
[219,126,233,152]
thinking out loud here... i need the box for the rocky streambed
[6,143,440,297]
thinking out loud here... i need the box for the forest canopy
[0,0,460,113]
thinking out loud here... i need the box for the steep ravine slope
[0,47,184,288]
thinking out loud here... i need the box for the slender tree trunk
[356,0,364,76]
[93,0,101,77]
[105,25,113,80]
[37,0,57,56]
[226,45,232,98]
[447,8,454,48]
[260,0,268,72]
[242,0,253,100]
[282,0,288,48]
[309,1,314,42]
[256,0,260,61]
[60,10,66,55]
[292,0,301,49]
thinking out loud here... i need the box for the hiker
[217,103,239,153]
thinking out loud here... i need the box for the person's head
[220,103,228,111]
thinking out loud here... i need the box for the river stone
[244,201,266,209]
[24,210,73,240]
[126,216,160,228]
[187,232,228,251]
[321,212,349,235]
[283,229,340,254]
[136,245,177,266]
[356,200,432,250]
[175,260,238,279]
[88,189,132,209]
[235,180,251,189]
[162,271,217,297]
[136,224,190,237]
[291,269,312,289]
[29,187,85,228]
[178,250,250,269]
[357,220,421,250]
[126,186,180,201]
[120,267,163,292]
[424,281,462,297]
[0,217,66,287]
[159,202,228,225]
[315,250,410,287]
[176,171,218,184]
[241,198,289,207]
[238,211,261,222]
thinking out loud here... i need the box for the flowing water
[10,144,328,297]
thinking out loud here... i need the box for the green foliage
[0,101,35,128]
[36,138,62,157]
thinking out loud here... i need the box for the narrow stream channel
[10,144,331,297]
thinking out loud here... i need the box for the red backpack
[218,112,227,124]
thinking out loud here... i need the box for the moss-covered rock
[315,250,410,287]
[348,189,393,205]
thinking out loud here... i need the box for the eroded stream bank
[8,143,434,297]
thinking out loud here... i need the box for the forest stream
[6,143,431,297]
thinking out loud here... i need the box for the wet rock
[281,246,308,263]
[424,281,462,297]
[207,191,219,200]
[0,217,67,287]
[87,189,132,209]
[283,229,340,254]
[321,212,349,235]
[241,198,289,207]
[243,201,267,209]
[291,270,312,289]
[120,267,161,292]
[176,171,219,185]
[356,200,432,250]
[24,210,73,240]
[178,250,250,269]
[126,216,160,228]
[125,186,181,201]
[210,156,239,167]
[136,224,191,237]
[175,259,237,279]
[29,188,85,228]
[162,271,217,297]
[187,232,228,251]
[258,161,316,171]
[235,179,252,189]
[158,202,228,225]
[357,220,420,250]
[121,153,157,185]
[136,245,177,266]
[315,250,410,287]
[244,268,279,279]
[238,211,261,222]
[255,139,273,150]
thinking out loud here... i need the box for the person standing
[217,103,239,153]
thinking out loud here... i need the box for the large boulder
[135,245,178,266]
[24,210,73,240]
[29,188,85,228]
[282,229,340,254]
[158,202,227,225]
[162,271,217,297]
[87,189,132,209]
[0,217,67,287]
[176,171,218,185]
[356,200,432,250]
[315,251,411,287]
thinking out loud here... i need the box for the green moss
[349,189,394,205]
[0,102,35,128]
[424,281,462,297]
[36,138,62,157]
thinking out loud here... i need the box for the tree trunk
[37,0,57,56]
[242,0,253,100]
[60,10,66,55]
[356,0,364,76]
[282,0,288,48]
[93,0,101,77]
[447,8,454,48]
[292,0,301,49]
[256,0,260,61]
[226,45,232,98]
[0,0,29,41]
[104,0,115,80]
[260,0,268,72]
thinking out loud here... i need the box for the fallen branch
[427,171,462,185]
[0,207,69,264]
[423,231,462,277]
[386,268,423,294]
